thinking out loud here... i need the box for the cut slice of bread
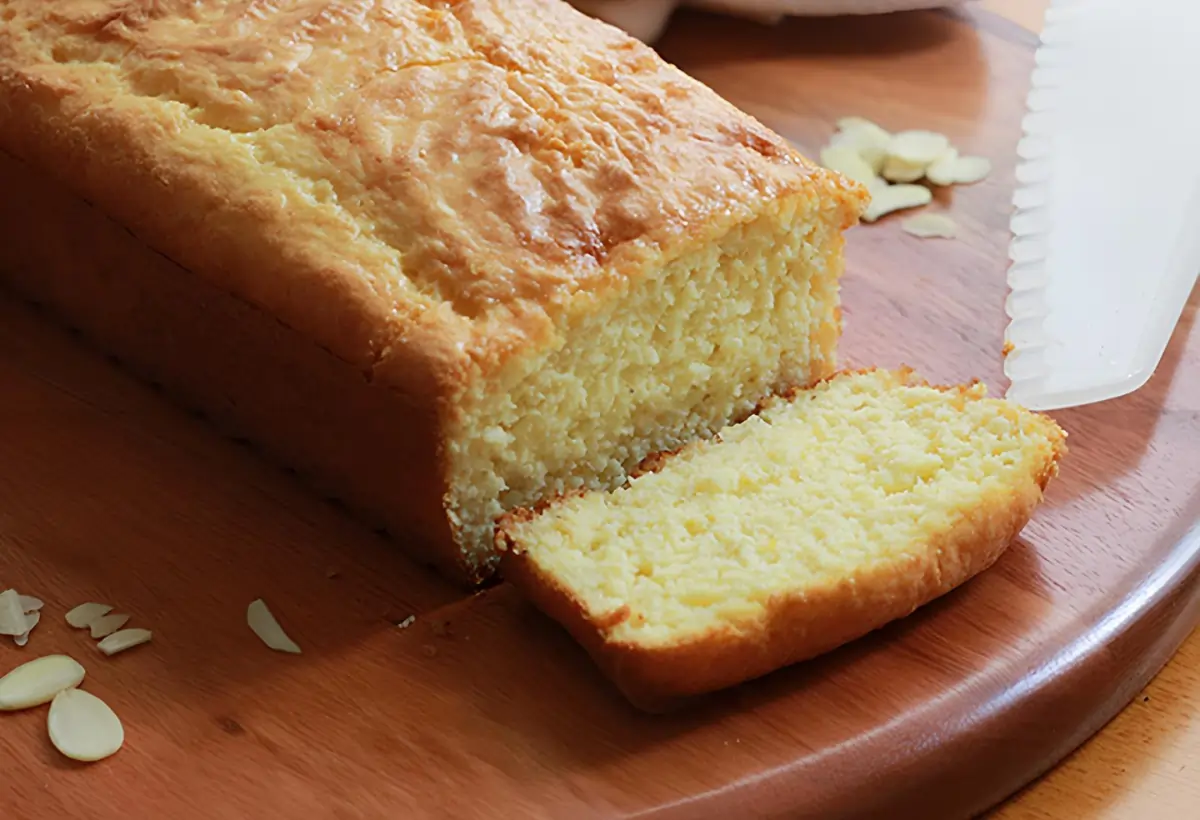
[497,369,1066,711]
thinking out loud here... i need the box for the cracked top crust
[0,0,863,390]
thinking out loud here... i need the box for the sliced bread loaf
[497,369,1066,710]
[0,0,864,584]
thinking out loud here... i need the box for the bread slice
[0,0,865,584]
[497,369,1066,710]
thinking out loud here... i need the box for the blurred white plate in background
[572,0,970,42]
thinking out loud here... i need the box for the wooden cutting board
[1,6,1198,819]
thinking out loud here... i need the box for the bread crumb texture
[500,369,1065,695]
[450,207,848,567]
[0,0,866,575]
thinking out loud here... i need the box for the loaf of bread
[0,1,865,583]
[497,369,1066,710]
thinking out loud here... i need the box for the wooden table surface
[681,1,1200,814]
[0,1,1197,818]
[660,1,1200,814]
[977,2,1200,818]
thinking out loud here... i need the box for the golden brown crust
[503,475,1051,711]
[0,147,485,584]
[0,0,867,384]
[0,0,865,581]
[498,370,1068,711]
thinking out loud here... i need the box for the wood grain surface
[977,2,1200,818]
[996,636,1200,819]
[1,2,1198,819]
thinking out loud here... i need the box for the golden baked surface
[0,0,860,371]
[1,0,866,580]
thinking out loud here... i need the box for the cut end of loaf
[445,193,854,577]
[497,368,1066,708]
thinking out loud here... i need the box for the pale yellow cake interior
[447,201,844,568]
[503,370,1063,644]
[1,0,865,579]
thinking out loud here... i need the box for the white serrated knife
[1003,0,1200,412]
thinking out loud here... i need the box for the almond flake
[881,155,928,183]
[88,613,131,639]
[14,611,41,647]
[925,148,961,186]
[835,116,882,132]
[65,602,113,629]
[888,130,952,166]
[48,688,124,762]
[862,184,933,223]
[247,599,301,654]
[949,155,992,184]
[96,628,152,656]
[901,213,959,239]
[0,590,27,636]
[832,118,892,172]
[0,655,86,711]
[819,144,877,186]
[19,595,44,613]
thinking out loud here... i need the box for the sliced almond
[0,655,86,710]
[881,155,928,183]
[901,212,959,239]
[925,148,961,186]
[832,118,892,173]
[66,602,113,629]
[19,595,44,613]
[96,628,152,657]
[0,589,27,636]
[48,688,124,762]
[857,144,889,174]
[835,115,884,133]
[830,136,889,174]
[862,184,934,223]
[88,613,131,639]
[819,144,877,186]
[866,176,891,197]
[14,611,41,647]
[247,599,301,654]
[888,130,952,166]
[948,155,992,184]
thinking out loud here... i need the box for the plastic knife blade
[1003,0,1200,411]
